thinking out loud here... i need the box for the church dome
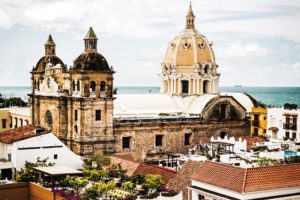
[72,50,111,72]
[163,4,215,66]
[72,27,112,72]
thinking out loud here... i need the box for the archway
[45,110,52,129]
[203,80,210,94]
[90,81,96,92]
[100,81,106,91]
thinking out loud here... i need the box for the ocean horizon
[0,86,299,107]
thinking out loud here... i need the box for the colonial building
[29,4,259,161]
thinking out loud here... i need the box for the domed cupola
[33,35,65,72]
[160,3,220,96]
[72,27,111,72]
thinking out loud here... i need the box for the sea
[0,86,299,107]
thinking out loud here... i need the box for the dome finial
[84,27,98,52]
[186,2,195,29]
[44,34,56,55]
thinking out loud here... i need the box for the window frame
[155,135,163,147]
[95,109,101,121]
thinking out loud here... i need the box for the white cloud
[280,62,300,77]
[0,10,11,28]
[220,40,271,59]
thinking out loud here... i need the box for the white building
[0,125,83,180]
[189,161,300,200]
[267,107,300,142]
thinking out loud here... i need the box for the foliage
[85,153,111,170]
[98,181,116,197]
[143,174,164,190]
[285,156,300,164]
[284,103,298,110]
[140,191,159,199]
[256,157,275,167]
[130,174,145,185]
[64,176,88,194]
[252,145,268,152]
[122,181,135,193]
[84,169,109,182]
[0,95,27,108]
[161,189,178,197]
[16,157,55,182]
[52,188,80,200]
[108,163,127,178]
[82,184,100,200]
[113,88,118,94]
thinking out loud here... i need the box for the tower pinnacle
[84,27,98,52]
[186,3,195,29]
[44,35,56,56]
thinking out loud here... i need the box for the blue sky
[0,0,299,87]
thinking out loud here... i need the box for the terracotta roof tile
[0,125,47,144]
[167,160,203,200]
[191,161,300,193]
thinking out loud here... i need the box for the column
[199,80,203,95]
[178,79,182,95]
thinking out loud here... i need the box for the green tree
[143,174,164,190]
[98,181,116,198]
[84,169,109,182]
[87,153,111,169]
[16,157,55,182]
[64,176,88,194]
[256,157,275,167]
[122,181,135,193]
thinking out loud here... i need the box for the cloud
[280,62,300,77]
[220,40,271,59]
[0,10,11,28]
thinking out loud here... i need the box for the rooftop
[0,125,48,144]
[191,161,300,193]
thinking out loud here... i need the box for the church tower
[29,28,115,156]
[161,3,220,96]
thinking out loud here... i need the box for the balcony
[100,91,106,98]
[283,123,297,130]
[252,120,259,127]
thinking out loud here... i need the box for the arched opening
[45,110,52,129]
[90,81,96,92]
[204,65,209,74]
[77,80,80,91]
[181,80,189,94]
[203,80,210,94]
[74,125,78,133]
[72,80,76,91]
[34,80,36,90]
[100,81,106,91]
[37,80,40,90]
[220,132,227,139]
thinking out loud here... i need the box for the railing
[252,120,259,127]
[100,91,106,98]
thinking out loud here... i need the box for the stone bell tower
[29,28,116,156]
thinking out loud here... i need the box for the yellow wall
[250,107,267,136]
[0,109,11,132]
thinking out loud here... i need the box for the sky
[0,0,300,87]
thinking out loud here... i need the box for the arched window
[203,80,209,94]
[204,65,209,74]
[34,80,36,90]
[37,80,40,90]
[72,80,76,91]
[45,110,52,129]
[100,81,106,91]
[77,80,80,91]
[90,81,96,92]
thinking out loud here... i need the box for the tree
[87,153,111,170]
[64,176,88,194]
[98,181,116,198]
[143,174,164,190]
[16,157,55,182]
[122,181,135,193]
[256,157,275,167]
[84,169,109,182]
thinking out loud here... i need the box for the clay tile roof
[110,156,177,184]
[0,125,47,144]
[191,161,300,193]
[167,160,203,200]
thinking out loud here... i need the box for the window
[54,154,58,159]
[8,153,11,162]
[75,110,78,121]
[254,114,259,121]
[155,135,163,146]
[181,80,189,94]
[25,120,29,125]
[10,116,12,128]
[95,110,101,121]
[14,118,17,128]
[2,119,6,129]
[20,119,23,127]
[204,65,209,73]
[90,81,96,92]
[220,104,227,119]
[263,129,266,134]
[74,125,78,133]
[293,132,296,139]
[45,110,52,129]
[285,131,290,138]
[72,80,76,91]
[184,133,191,145]
[198,194,205,200]
[220,132,227,139]
[100,81,106,91]
[253,128,258,136]
[203,80,209,94]
[122,137,131,149]
[77,80,80,91]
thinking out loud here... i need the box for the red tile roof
[110,156,177,184]
[167,160,203,200]
[0,125,47,144]
[191,161,300,193]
